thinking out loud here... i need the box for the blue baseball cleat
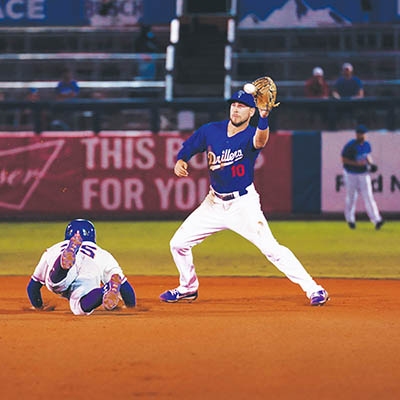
[375,220,385,230]
[102,274,122,310]
[61,231,83,270]
[310,289,329,306]
[159,289,198,303]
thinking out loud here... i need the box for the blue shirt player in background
[159,90,329,306]
[341,124,384,230]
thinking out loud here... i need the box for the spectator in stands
[55,68,80,101]
[26,87,40,102]
[134,24,160,53]
[52,69,80,130]
[134,24,161,80]
[20,88,48,129]
[304,66,330,98]
[332,63,364,99]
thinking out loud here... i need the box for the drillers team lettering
[207,148,244,171]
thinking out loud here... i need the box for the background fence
[1,1,400,219]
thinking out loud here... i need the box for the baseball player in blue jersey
[159,90,329,306]
[27,219,136,315]
[341,125,384,230]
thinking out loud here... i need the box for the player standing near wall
[341,125,384,230]
[159,78,329,306]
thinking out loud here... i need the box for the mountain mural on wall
[239,0,352,29]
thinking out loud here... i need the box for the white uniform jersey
[31,240,126,315]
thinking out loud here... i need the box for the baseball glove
[252,76,280,111]
[367,163,378,173]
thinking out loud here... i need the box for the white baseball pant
[170,184,324,298]
[343,170,382,224]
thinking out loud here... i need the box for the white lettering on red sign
[82,178,144,210]
[81,137,156,170]
[154,177,209,210]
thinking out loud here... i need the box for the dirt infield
[1,276,400,400]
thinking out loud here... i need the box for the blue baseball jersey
[341,139,371,173]
[177,120,261,193]
[55,80,80,96]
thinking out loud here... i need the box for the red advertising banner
[0,131,292,219]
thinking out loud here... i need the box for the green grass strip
[1,220,399,279]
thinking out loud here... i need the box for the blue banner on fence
[0,0,175,27]
[238,0,400,28]
[0,0,87,26]
[0,1,398,29]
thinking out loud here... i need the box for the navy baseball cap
[228,90,256,108]
[356,124,368,134]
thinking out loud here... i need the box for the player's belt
[211,187,248,201]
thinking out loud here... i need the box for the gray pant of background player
[343,170,382,224]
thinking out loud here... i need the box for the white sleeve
[31,241,66,284]
[31,251,50,284]
[95,247,125,284]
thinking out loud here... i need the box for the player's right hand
[174,159,189,177]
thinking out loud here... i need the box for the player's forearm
[120,281,136,307]
[342,157,366,166]
[254,115,270,148]
[27,278,43,308]
[254,127,269,148]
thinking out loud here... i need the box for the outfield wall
[0,130,399,220]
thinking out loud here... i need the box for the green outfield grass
[0,220,399,279]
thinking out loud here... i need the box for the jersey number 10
[231,164,245,177]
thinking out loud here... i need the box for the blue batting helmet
[64,219,96,243]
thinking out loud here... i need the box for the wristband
[257,116,269,130]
